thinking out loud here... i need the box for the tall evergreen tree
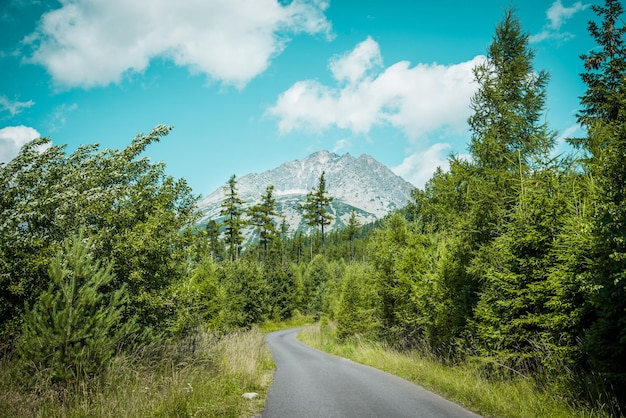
[301,171,334,256]
[205,219,222,261]
[573,0,626,398]
[279,217,289,265]
[220,175,245,261]
[247,185,279,261]
[346,210,361,260]
[467,8,555,245]
[465,9,564,367]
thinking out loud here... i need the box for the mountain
[196,150,415,236]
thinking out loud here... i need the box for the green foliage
[264,262,299,320]
[302,255,332,316]
[216,261,270,329]
[205,219,225,262]
[17,233,136,386]
[346,210,362,260]
[248,185,279,261]
[220,174,245,262]
[336,263,379,341]
[0,125,198,343]
[166,256,228,339]
[573,0,626,401]
[301,171,334,255]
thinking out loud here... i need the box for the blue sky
[1,0,596,197]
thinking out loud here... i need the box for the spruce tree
[467,8,555,244]
[573,0,626,398]
[301,171,334,256]
[205,219,222,261]
[466,8,562,367]
[247,185,279,261]
[346,210,361,260]
[220,175,245,261]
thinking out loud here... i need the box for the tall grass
[0,328,273,417]
[258,310,314,333]
[298,324,618,418]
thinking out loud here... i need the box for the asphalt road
[263,328,481,418]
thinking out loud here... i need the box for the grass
[298,323,618,418]
[0,328,274,417]
[258,311,315,333]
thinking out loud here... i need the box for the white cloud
[268,37,484,140]
[557,123,581,142]
[392,143,473,188]
[49,102,78,131]
[0,125,41,163]
[392,143,451,188]
[23,0,331,88]
[332,138,350,153]
[329,36,382,85]
[547,0,587,30]
[0,96,35,116]
[530,1,589,43]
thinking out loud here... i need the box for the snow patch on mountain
[196,150,415,234]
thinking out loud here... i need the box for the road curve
[263,328,480,418]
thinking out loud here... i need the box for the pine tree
[279,217,289,265]
[346,210,361,260]
[17,232,136,386]
[301,171,334,256]
[220,175,245,261]
[247,185,279,261]
[205,219,222,261]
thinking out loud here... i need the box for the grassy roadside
[258,311,315,333]
[298,324,615,418]
[0,328,273,418]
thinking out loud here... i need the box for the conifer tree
[279,217,289,265]
[205,219,222,261]
[467,8,555,244]
[248,185,278,261]
[301,171,334,256]
[220,175,245,261]
[17,232,136,386]
[346,210,361,260]
[573,0,626,397]
[466,8,563,367]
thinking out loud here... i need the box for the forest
[1,1,625,416]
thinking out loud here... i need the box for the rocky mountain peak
[196,151,415,235]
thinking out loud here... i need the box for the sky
[1,0,598,197]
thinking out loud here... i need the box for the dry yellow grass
[1,328,274,418]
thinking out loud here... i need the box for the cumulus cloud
[0,125,41,163]
[329,36,382,85]
[392,143,451,188]
[0,96,35,116]
[392,143,473,188]
[268,37,484,140]
[23,0,331,88]
[530,0,589,43]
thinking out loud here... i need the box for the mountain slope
[196,150,415,235]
